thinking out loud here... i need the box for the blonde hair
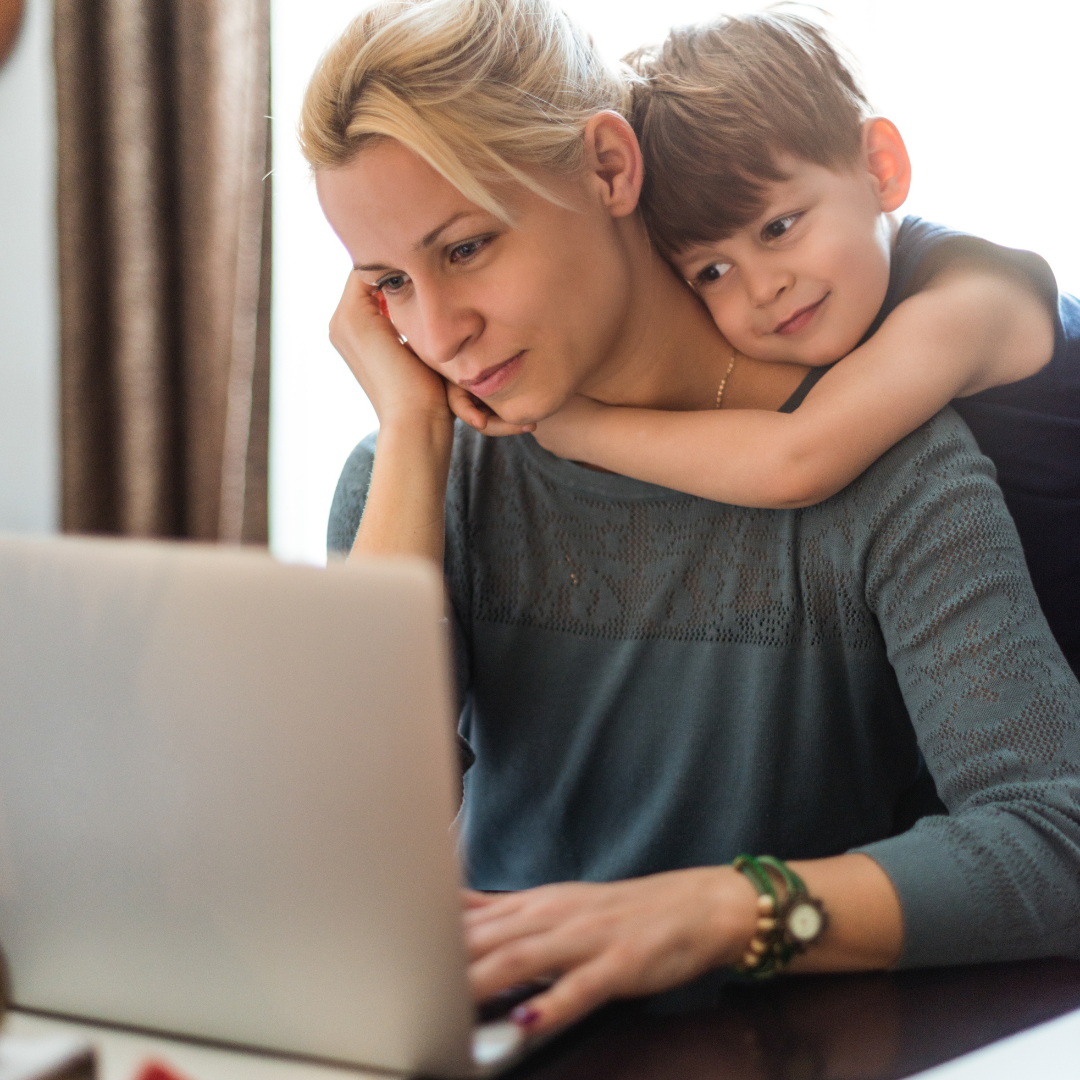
[299,0,633,220]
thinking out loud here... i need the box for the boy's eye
[762,214,800,241]
[696,261,733,286]
[376,272,410,293]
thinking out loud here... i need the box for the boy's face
[670,153,896,367]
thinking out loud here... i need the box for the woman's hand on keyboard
[463,868,759,1035]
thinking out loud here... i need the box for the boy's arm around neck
[533,265,1055,507]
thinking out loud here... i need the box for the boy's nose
[744,264,793,307]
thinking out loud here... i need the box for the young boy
[451,11,1079,674]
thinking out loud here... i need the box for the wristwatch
[783,894,827,947]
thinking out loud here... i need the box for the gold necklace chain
[715,346,738,409]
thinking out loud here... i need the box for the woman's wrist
[351,410,454,564]
[701,865,762,968]
[376,404,455,447]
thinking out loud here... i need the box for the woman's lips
[459,351,525,398]
[776,295,828,336]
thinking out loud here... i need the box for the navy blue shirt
[878,217,1080,673]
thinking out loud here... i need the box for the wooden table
[510,957,1080,1080]
[7,957,1080,1080]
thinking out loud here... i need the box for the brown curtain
[54,0,271,543]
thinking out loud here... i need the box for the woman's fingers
[469,921,594,1002]
[327,272,450,423]
[329,274,400,354]
[446,385,490,431]
[466,869,759,1035]
[466,906,564,961]
[465,883,597,948]
[463,889,501,909]
[446,383,536,436]
[509,955,623,1035]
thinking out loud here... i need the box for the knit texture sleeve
[325,430,475,752]
[855,410,1080,965]
[326,431,378,557]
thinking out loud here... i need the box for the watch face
[787,901,823,943]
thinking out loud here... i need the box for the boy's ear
[581,111,643,219]
[862,117,911,213]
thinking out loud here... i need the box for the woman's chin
[487,393,562,429]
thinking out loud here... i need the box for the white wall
[270,0,1080,566]
[269,0,377,566]
[0,0,58,534]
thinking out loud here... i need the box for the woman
[304,0,1080,1036]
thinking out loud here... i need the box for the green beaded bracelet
[732,854,828,978]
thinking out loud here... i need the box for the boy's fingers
[481,418,537,437]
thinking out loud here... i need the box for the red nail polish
[377,291,390,319]
[510,1004,541,1029]
[134,1061,194,1080]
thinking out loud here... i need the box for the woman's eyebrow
[353,211,477,272]
[417,210,472,250]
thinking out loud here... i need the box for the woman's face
[317,139,636,426]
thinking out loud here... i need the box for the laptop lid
[0,535,478,1076]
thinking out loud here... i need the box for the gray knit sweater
[328,409,1080,968]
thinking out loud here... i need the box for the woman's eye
[696,261,733,286]
[762,214,800,241]
[449,237,489,263]
[376,273,409,293]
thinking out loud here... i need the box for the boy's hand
[532,395,606,460]
[328,274,449,426]
[447,383,536,437]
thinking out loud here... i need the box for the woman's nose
[411,287,482,367]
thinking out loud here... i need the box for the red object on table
[133,1060,196,1080]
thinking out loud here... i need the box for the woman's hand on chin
[328,272,450,428]
[464,868,759,1036]
[446,383,536,437]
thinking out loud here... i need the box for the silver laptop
[0,534,532,1077]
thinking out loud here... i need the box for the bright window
[270,0,1080,565]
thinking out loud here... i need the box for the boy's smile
[671,148,901,367]
[775,294,830,336]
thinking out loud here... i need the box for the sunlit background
[269,0,1080,566]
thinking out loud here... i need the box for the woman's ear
[581,111,643,219]
[863,117,911,213]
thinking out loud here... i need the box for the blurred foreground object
[0,1035,94,1080]
[0,0,23,67]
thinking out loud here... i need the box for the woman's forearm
[350,414,455,565]
[786,853,903,972]
[465,851,903,1035]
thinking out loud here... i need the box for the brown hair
[299,0,633,222]
[627,11,871,255]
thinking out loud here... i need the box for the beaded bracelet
[732,854,828,978]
